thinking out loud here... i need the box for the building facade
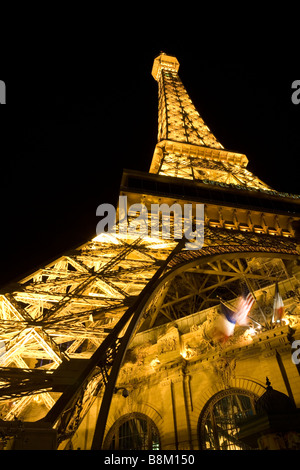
[1,53,300,450]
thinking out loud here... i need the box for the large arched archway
[197,388,259,450]
[103,412,160,450]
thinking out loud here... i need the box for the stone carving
[131,342,154,366]
[213,357,236,388]
[157,325,179,354]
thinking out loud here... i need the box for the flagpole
[242,275,270,329]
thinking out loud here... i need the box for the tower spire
[150,52,270,191]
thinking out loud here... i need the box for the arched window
[103,413,160,450]
[198,388,257,450]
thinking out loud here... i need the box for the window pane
[108,416,160,450]
[151,424,160,450]
[200,393,255,450]
[213,395,253,450]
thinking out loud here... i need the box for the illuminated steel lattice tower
[0,53,300,450]
[150,53,269,189]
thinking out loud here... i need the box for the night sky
[0,29,299,287]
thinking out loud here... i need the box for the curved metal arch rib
[91,242,299,449]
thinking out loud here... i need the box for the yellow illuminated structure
[1,53,300,450]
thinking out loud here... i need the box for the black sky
[0,27,299,286]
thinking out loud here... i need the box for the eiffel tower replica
[0,53,300,450]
